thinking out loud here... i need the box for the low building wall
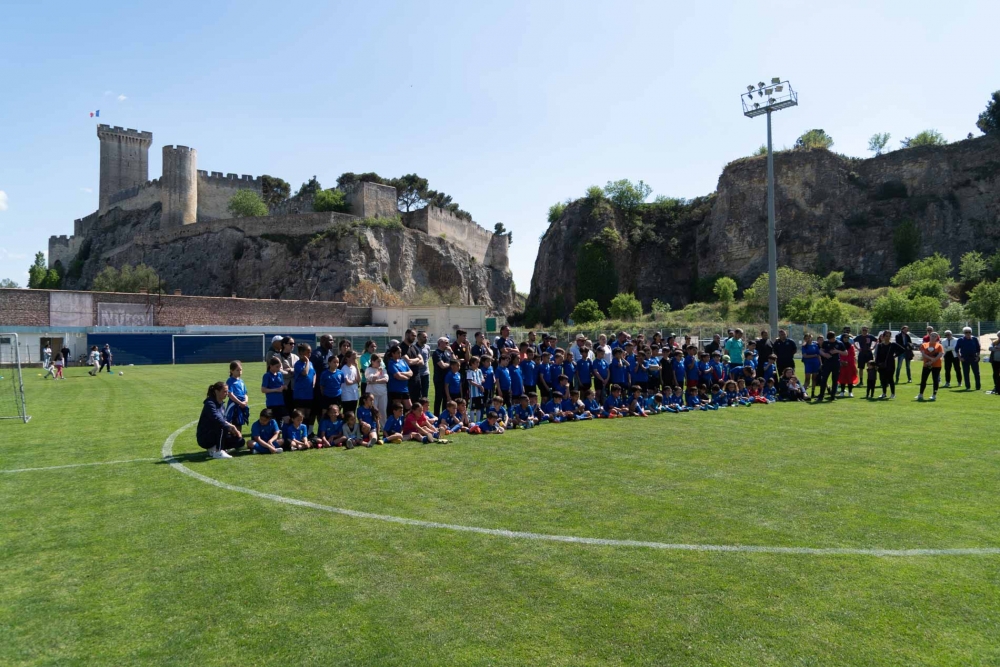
[0,288,371,328]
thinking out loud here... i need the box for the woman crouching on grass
[197,381,246,459]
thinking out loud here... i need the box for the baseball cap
[271,335,283,344]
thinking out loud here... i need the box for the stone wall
[403,206,497,265]
[343,181,398,219]
[48,235,84,270]
[0,288,371,328]
[107,178,162,212]
[197,171,263,222]
[97,125,152,214]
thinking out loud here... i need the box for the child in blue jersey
[603,384,625,417]
[670,351,686,392]
[710,384,728,408]
[519,348,539,394]
[609,349,629,389]
[710,351,726,386]
[736,379,752,406]
[317,404,345,448]
[282,409,310,450]
[665,386,687,412]
[759,354,777,383]
[685,386,708,411]
[576,348,593,393]
[541,391,563,423]
[454,399,471,431]
[723,380,739,406]
[582,388,605,418]
[319,363,344,411]
[559,390,578,421]
[383,402,407,443]
[481,355,496,401]
[512,394,538,428]
[419,398,439,428]
[509,357,525,401]
[261,358,287,422]
[743,341,758,371]
[292,343,316,430]
[683,346,700,389]
[632,352,649,395]
[496,354,513,406]
[570,390,592,420]
[490,395,511,428]
[764,378,778,402]
[440,400,467,434]
[226,361,250,429]
[467,356,486,422]
[628,385,648,416]
[550,352,567,398]
[623,342,637,379]
[562,353,576,390]
[342,411,373,449]
[697,352,713,389]
[357,393,381,445]
[471,411,505,435]
[445,360,463,403]
[250,408,283,454]
[647,350,662,396]
[592,347,610,401]
[536,351,552,400]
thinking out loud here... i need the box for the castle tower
[97,124,152,214]
[161,145,198,227]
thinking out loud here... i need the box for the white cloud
[0,190,8,211]
[79,187,93,193]
[117,94,127,102]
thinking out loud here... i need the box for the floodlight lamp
[775,85,783,92]
[771,77,781,84]
[758,81,765,88]
[758,90,764,97]
[747,85,755,92]
[765,88,773,95]
[767,97,776,105]
[753,103,760,109]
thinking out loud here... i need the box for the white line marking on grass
[1,458,159,474]
[162,422,1000,557]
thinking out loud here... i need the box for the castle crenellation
[50,125,509,276]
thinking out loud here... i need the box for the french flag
[89,110,100,117]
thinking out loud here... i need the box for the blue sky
[1,0,998,290]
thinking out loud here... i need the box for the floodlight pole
[766,110,778,339]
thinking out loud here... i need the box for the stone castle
[48,125,515,311]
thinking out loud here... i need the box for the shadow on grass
[154,448,254,465]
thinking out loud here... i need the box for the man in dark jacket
[894,326,914,384]
[772,329,798,375]
[756,330,774,367]
[954,327,982,390]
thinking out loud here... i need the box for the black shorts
[524,384,537,395]
[268,404,288,421]
[293,398,314,411]
[389,391,410,402]
[470,396,485,410]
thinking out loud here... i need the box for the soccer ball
[119,371,124,376]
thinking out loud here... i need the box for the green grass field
[3,362,1000,666]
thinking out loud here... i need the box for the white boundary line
[1,458,158,474]
[162,422,1000,557]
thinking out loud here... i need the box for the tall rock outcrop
[528,135,1000,322]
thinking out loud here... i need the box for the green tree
[313,189,351,213]
[753,145,767,156]
[584,185,605,201]
[296,176,323,197]
[388,173,430,211]
[650,298,671,316]
[870,290,913,323]
[575,240,618,310]
[227,189,269,218]
[335,172,385,189]
[819,271,844,297]
[892,220,922,267]
[27,252,48,289]
[905,279,946,302]
[0,278,19,288]
[493,222,513,245]
[570,299,604,324]
[966,280,1000,320]
[960,250,987,283]
[976,91,1000,135]
[940,301,966,321]
[548,201,567,224]
[743,267,819,311]
[91,263,163,293]
[867,132,891,155]
[909,295,942,321]
[608,292,642,320]
[810,296,850,329]
[260,175,290,206]
[713,276,738,316]
[891,253,952,286]
[603,179,652,220]
[794,129,834,150]
[900,130,947,148]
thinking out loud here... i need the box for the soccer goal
[0,333,31,423]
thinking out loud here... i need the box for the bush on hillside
[313,189,351,213]
[891,253,952,286]
[570,299,604,324]
[966,280,1000,320]
[608,292,642,320]
[227,189,269,218]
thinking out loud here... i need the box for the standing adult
[278,337,298,414]
[816,331,846,401]
[940,330,961,388]
[570,334,586,363]
[854,327,876,380]
[597,334,612,359]
[265,335,284,366]
[755,330,774,367]
[99,344,113,374]
[494,326,516,356]
[196,381,245,459]
[988,335,1000,395]
[403,329,426,400]
[955,327,982,391]
[471,331,491,359]
[451,329,472,398]
[922,325,934,343]
[311,334,336,418]
[800,332,821,398]
[525,331,541,356]
[917,332,944,401]
[704,334,722,357]
[364,353,390,424]
[416,331,431,399]
[61,343,71,368]
[432,336,455,415]
[837,332,858,397]
[359,340,377,396]
[894,326,914,384]
[724,329,745,374]
[773,329,797,376]
[873,330,900,399]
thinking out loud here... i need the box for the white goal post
[0,333,31,423]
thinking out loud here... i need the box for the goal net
[0,333,31,423]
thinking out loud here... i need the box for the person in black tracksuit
[873,330,905,398]
[816,332,846,401]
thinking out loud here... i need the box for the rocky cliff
[528,134,1000,321]
[61,206,517,314]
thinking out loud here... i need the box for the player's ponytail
[207,381,226,399]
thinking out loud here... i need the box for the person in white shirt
[570,334,586,363]
[940,330,961,388]
[364,353,390,424]
[596,334,612,359]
